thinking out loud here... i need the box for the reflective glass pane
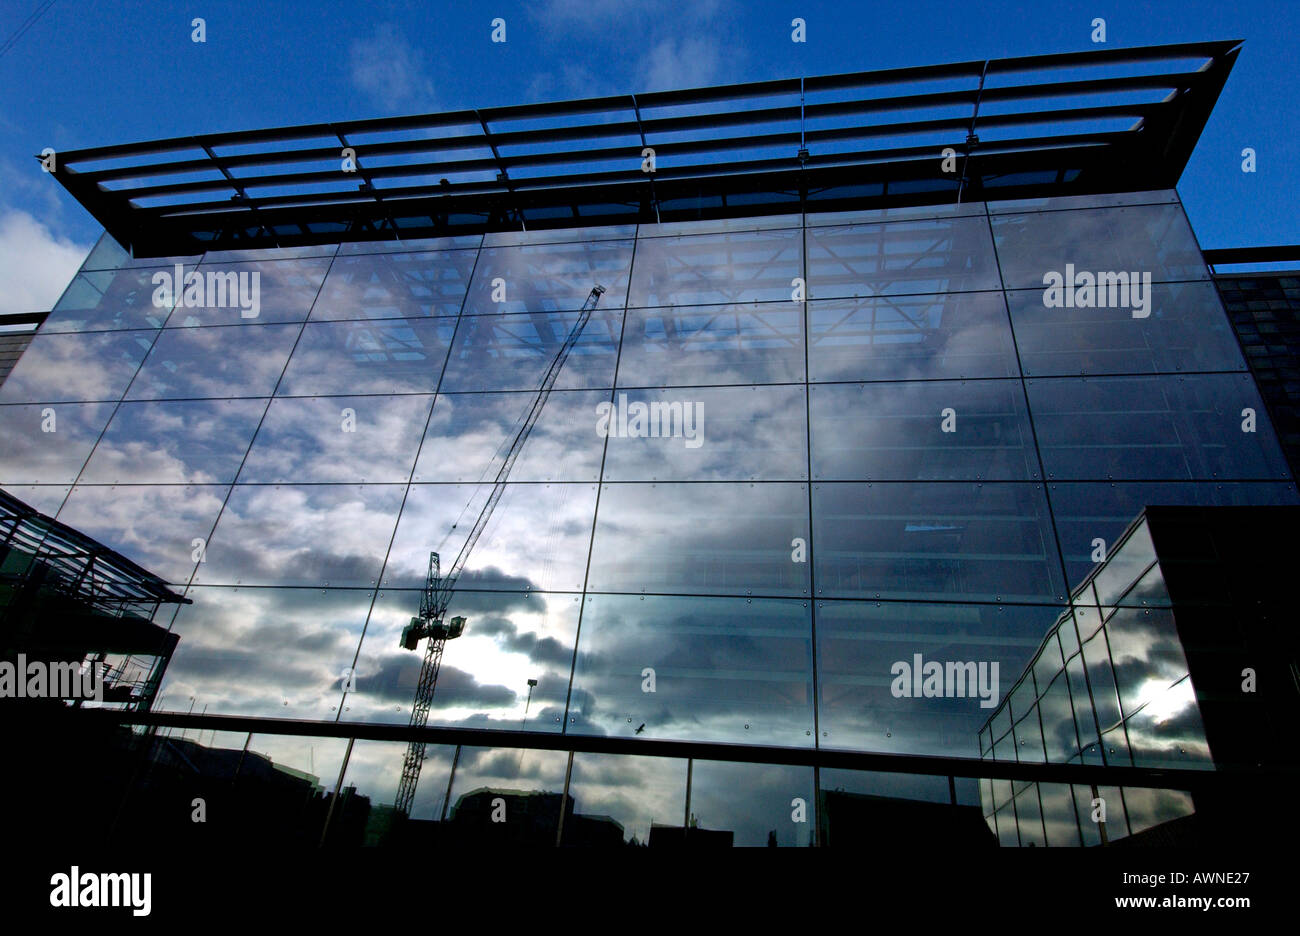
[238,394,433,483]
[807,216,1000,298]
[569,593,813,746]
[348,589,579,731]
[438,309,621,392]
[412,389,607,483]
[1038,671,1078,761]
[382,482,597,593]
[443,747,569,845]
[155,586,373,719]
[162,257,331,327]
[1125,677,1212,768]
[1013,786,1046,846]
[463,239,634,315]
[628,228,801,307]
[0,483,69,515]
[126,323,299,400]
[80,398,267,484]
[565,753,687,847]
[1046,481,1300,592]
[587,482,810,597]
[817,600,1055,756]
[686,761,815,847]
[45,266,184,332]
[811,380,1036,481]
[1028,374,1290,481]
[617,303,805,387]
[0,330,152,403]
[0,402,115,484]
[1006,281,1246,377]
[600,385,806,482]
[327,741,456,844]
[819,769,996,848]
[309,249,477,322]
[278,318,456,396]
[1082,632,1123,733]
[1121,786,1196,838]
[194,483,404,587]
[55,483,230,585]
[813,482,1065,603]
[992,202,1208,289]
[1093,521,1157,609]
[1038,782,1081,846]
[808,292,1018,382]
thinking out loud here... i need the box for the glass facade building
[4,41,1295,849]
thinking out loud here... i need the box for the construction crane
[392,283,607,818]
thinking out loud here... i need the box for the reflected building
[2,40,1296,847]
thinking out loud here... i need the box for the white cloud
[0,208,89,316]
[643,35,724,91]
[349,23,437,112]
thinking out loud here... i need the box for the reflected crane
[392,284,606,818]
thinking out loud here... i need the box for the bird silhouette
[635,723,645,734]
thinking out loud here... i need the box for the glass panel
[484,224,636,247]
[817,600,1055,756]
[0,483,69,515]
[1038,671,1078,761]
[382,482,597,593]
[807,201,987,226]
[412,390,607,483]
[600,385,806,482]
[0,330,152,403]
[1121,787,1196,838]
[462,240,634,317]
[1093,520,1157,609]
[819,770,996,848]
[443,747,569,845]
[1105,606,1192,714]
[995,807,1019,847]
[339,234,481,255]
[1006,282,1246,377]
[278,318,456,396]
[1072,785,1103,846]
[194,483,405,587]
[1031,628,1064,694]
[686,761,815,847]
[565,753,687,847]
[568,594,813,746]
[348,589,579,731]
[627,228,801,307]
[55,483,230,586]
[45,266,184,332]
[156,585,373,719]
[80,398,267,484]
[1038,782,1081,846]
[813,482,1065,603]
[1066,654,1100,762]
[810,379,1036,481]
[807,216,1000,298]
[587,482,809,597]
[161,258,331,327]
[1081,632,1123,733]
[616,303,805,388]
[991,202,1208,289]
[987,189,1179,213]
[438,309,621,392]
[1027,374,1290,482]
[0,402,116,484]
[309,249,477,322]
[237,394,433,483]
[328,741,456,844]
[1047,481,1300,593]
[808,292,1018,383]
[1013,786,1046,846]
[125,323,299,400]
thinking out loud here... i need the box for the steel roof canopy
[42,39,1241,257]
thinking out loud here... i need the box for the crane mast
[392,284,606,818]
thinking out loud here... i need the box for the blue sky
[1,0,1296,315]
